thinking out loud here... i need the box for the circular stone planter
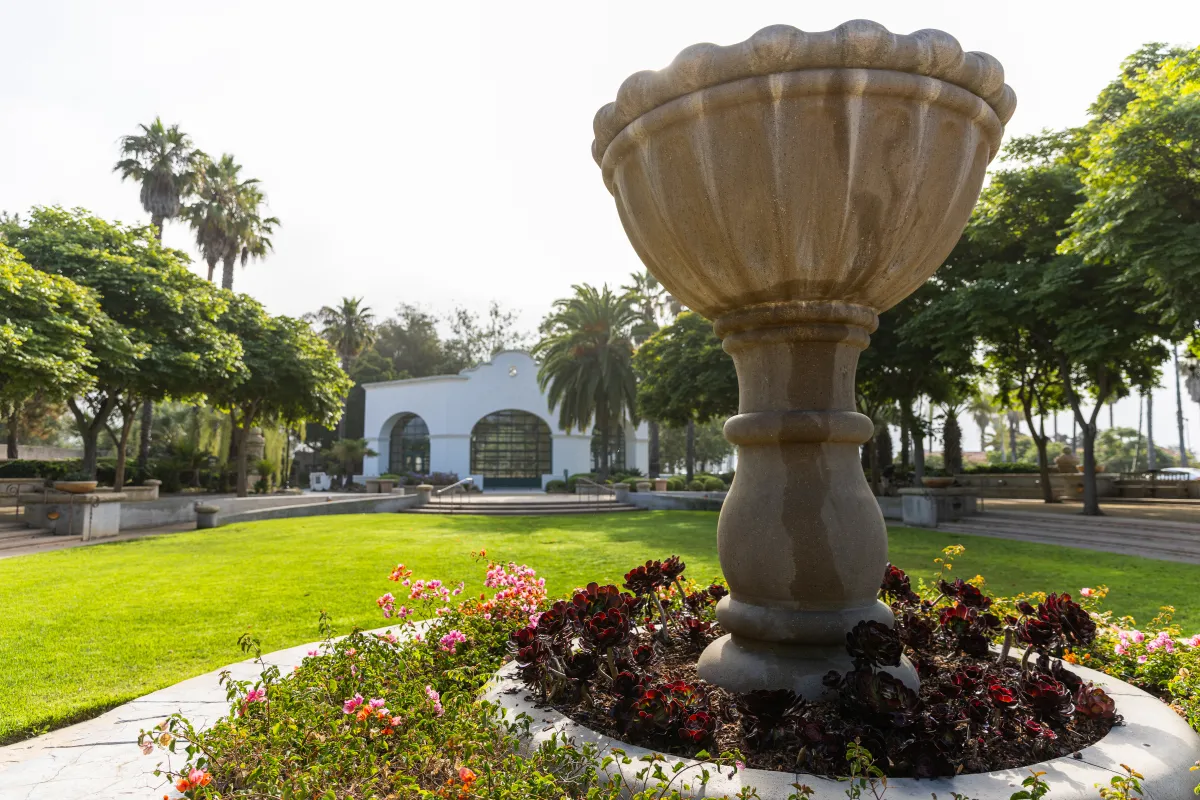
[53,480,98,494]
[482,661,1200,799]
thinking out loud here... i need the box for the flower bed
[141,545,1200,799]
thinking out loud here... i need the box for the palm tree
[114,118,202,241]
[534,285,639,480]
[114,118,203,470]
[316,298,377,437]
[968,390,996,454]
[184,153,279,291]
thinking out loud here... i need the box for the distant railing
[1119,470,1190,483]
[432,478,475,514]
[574,477,616,502]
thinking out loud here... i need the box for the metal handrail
[434,477,474,496]
[433,477,474,514]
[575,477,616,502]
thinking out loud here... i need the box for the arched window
[591,427,626,473]
[388,413,430,475]
[470,409,552,488]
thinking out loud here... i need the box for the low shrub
[963,463,1042,475]
[379,473,403,481]
[687,479,705,491]
[0,459,78,480]
[666,477,685,491]
[544,479,567,493]
[701,476,726,492]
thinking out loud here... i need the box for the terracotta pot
[54,480,98,494]
[593,20,1013,696]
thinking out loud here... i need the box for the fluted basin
[593,20,1014,696]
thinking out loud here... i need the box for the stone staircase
[0,519,72,554]
[403,497,642,517]
[935,510,1200,564]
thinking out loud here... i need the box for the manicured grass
[1,511,1197,744]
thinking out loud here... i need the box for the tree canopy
[633,311,737,428]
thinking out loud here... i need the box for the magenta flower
[307,649,319,657]
[1137,655,1148,664]
[425,684,444,717]
[369,697,387,709]
[439,629,468,654]
[244,688,266,704]
[1132,630,1146,644]
[342,693,364,714]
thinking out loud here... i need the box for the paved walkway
[0,624,409,800]
[937,506,1200,563]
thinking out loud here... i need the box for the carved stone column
[592,20,1014,695]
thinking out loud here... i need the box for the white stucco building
[361,351,649,489]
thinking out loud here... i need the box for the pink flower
[1132,630,1146,644]
[425,685,444,717]
[735,760,746,772]
[140,740,154,755]
[244,688,266,704]
[369,697,387,709]
[452,581,465,597]
[439,630,468,654]
[342,693,364,714]
[1080,587,1094,597]
[377,593,396,618]
[390,715,403,726]
[307,649,319,657]
[1137,655,1148,664]
[1186,634,1200,648]
[1114,643,1128,656]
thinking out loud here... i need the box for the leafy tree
[444,301,528,367]
[623,269,680,477]
[658,419,733,475]
[1063,45,1200,330]
[3,208,243,484]
[855,372,896,494]
[327,438,377,485]
[1094,426,1179,472]
[372,304,459,378]
[211,295,351,496]
[534,284,639,480]
[632,311,737,482]
[0,244,104,457]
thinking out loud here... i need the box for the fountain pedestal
[593,20,1014,695]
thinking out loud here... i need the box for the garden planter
[653,478,668,491]
[485,658,1200,799]
[593,20,1013,696]
[53,480,98,494]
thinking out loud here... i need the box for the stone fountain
[592,20,1014,697]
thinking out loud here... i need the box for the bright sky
[2,0,1199,456]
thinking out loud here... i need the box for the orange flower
[381,727,394,735]
[459,767,477,784]
[356,707,371,721]
[176,778,192,792]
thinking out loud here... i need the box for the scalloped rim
[592,19,1016,165]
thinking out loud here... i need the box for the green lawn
[1,511,1197,744]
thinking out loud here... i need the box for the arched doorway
[388,413,430,475]
[470,409,552,488]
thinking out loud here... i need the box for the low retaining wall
[120,493,337,530]
[954,473,1118,499]
[626,491,725,511]
[218,494,420,525]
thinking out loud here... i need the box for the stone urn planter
[593,20,1014,697]
[53,480,98,494]
[194,503,220,529]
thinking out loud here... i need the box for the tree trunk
[648,421,660,478]
[6,407,18,459]
[869,430,882,496]
[151,213,165,242]
[234,414,251,497]
[221,254,236,291]
[206,256,219,284]
[1133,393,1144,471]
[112,405,137,489]
[876,426,893,472]
[1146,389,1156,470]
[899,416,910,471]
[68,396,117,479]
[943,412,963,474]
[1080,417,1101,515]
[596,405,611,481]
[137,398,153,470]
[1022,398,1058,504]
[685,418,696,483]
[1175,344,1190,467]
[1008,412,1019,462]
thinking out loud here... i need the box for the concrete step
[0,531,70,552]
[978,509,1200,535]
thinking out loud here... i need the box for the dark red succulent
[682,617,712,647]
[735,689,804,751]
[1074,682,1118,721]
[623,562,669,595]
[1043,593,1097,646]
[631,643,656,665]
[678,711,715,743]
[987,680,1019,708]
[846,620,903,668]
[661,555,686,582]
[708,583,729,600]
[881,563,920,605]
[896,610,935,650]
[1022,673,1074,723]
[938,578,993,609]
[571,583,636,618]
[581,608,632,651]
[1021,718,1058,740]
